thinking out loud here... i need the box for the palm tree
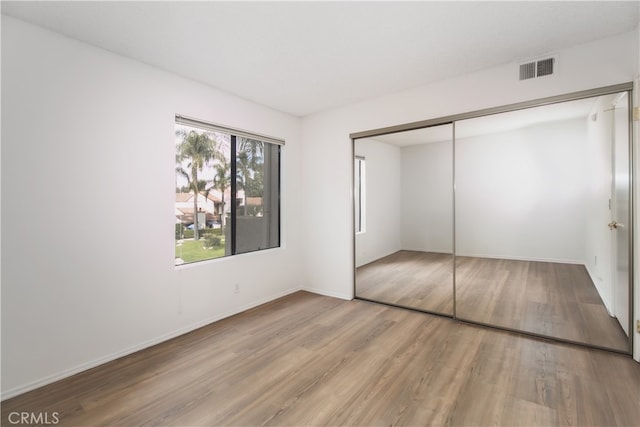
[176,129,216,240]
[237,138,265,215]
[237,151,251,215]
[213,156,231,232]
[239,137,264,166]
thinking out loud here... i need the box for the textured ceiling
[2,1,638,116]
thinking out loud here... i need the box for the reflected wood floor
[356,251,628,351]
[455,256,629,351]
[3,291,639,426]
[356,251,454,315]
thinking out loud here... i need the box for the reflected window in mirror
[354,156,366,234]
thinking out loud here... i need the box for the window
[174,116,281,265]
[354,156,366,233]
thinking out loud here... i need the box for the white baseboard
[454,252,584,265]
[583,264,614,316]
[362,249,584,265]
[400,248,452,255]
[356,248,402,268]
[1,287,301,401]
[303,286,353,301]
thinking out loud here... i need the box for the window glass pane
[175,124,231,265]
[354,157,365,233]
[235,137,280,254]
[174,119,281,266]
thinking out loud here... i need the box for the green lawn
[175,239,226,264]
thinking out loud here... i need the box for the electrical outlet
[234,283,240,294]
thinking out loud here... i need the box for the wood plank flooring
[356,251,454,315]
[356,251,629,351]
[2,291,639,426]
[455,256,629,351]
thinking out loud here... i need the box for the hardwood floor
[356,251,629,351]
[455,256,629,352]
[2,291,639,426]
[356,251,454,315]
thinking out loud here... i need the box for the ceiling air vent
[519,57,555,80]
[537,58,554,77]
[519,62,536,80]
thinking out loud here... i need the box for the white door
[611,92,630,336]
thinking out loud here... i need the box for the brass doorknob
[608,221,623,230]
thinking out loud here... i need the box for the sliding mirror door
[454,92,631,351]
[354,124,454,316]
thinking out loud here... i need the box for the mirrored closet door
[354,124,454,316]
[454,92,631,351]
[353,85,633,353]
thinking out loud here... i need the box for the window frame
[174,115,283,266]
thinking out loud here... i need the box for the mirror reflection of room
[353,89,631,353]
[454,92,630,351]
[354,124,454,316]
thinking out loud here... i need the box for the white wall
[400,141,453,253]
[302,30,637,301]
[455,118,588,263]
[1,16,304,398]
[361,119,594,264]
[356,136,454,265]
[354,138,401,267]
